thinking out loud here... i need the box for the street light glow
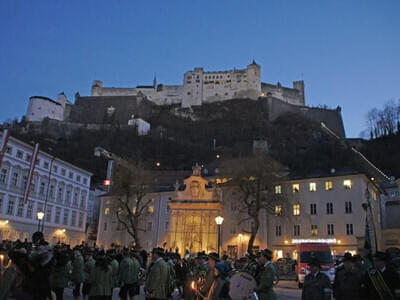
[215,216,224,225]
[37,211,44,220]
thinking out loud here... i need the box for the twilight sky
[0,0,399,137]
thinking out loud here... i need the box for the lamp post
[215,216,224,256]
[37,211,44,232]
[238,233,243,258]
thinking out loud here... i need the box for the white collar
[264,261,271,268]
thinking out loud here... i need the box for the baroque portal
[167,165,222,255]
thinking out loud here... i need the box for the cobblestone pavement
[62,280,303,300]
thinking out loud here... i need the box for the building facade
[0,131,92,246]
[266,172,381,260]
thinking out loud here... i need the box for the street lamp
[238,233,243,258]
[215,216,224,256]
[37,211,44,232]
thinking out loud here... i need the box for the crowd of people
[0,232,399,300]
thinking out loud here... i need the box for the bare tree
[109,161,153,249]
[221,155,289,254]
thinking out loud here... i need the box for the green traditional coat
[50,262,72,289]
[146,258,169,299]
[255,262,276,300]
[84,256,95,283]
[111,258,119,288]
[89,264,114,297]
[71,253,85,283]
[119,256,140,285]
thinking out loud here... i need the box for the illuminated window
[148,206,155,214]
[292,184,300,193]
[309,182,317,192]
[293,204,300,216]
[276,250,283,259]
[275,185,282,194]
[325,181,333,191]
[311,224,318,236]
[343,179,352,189]
[275,205,282,216]
[104,208,110,215]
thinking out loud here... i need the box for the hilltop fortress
[24,61,345,138]
[91,61,305,107]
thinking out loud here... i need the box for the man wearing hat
[254,249,276,300]
[301,257,331,300]
[333,252,363,300]
[362,251,400,300]
[146,248,169,300]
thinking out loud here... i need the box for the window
[311,224,318,236]
[57,187,63,202]
[346,224,354,235]
[52,165,58,173]
[65,189,71,205]
[294,225,300,236]
[83,178,88,185]
[16,150,24,159]
[71,211,76,226]
[325,181,333,191]
[49,184,55,198]
[26,201,33,218]
[6,197,15,215]
[69,172,74,179]
[372,191,377,201]
[0,193,4,213]
[6,146,12,154]
[11,172,19,186]
[76,175,81,182]
[292,184,300,193]
[16,198,24,217]
[46,205,52,222]
[61,169,66,176]
[147,222,152,231]
[343,179,352,189]
[309,182,317,192]
[25,154,31,162]
[310,203,317,215]
[43,161,49,169]
[73,191,78,206]
[104,207,110,215]
[148,206,155,214]
[293,204,300,216]
[275,225,282,236]
[78,212,84,228]
[326,202,333,214]
[39,182,46,195]
[103,222,108,231]
[55,207,61,224]
[22,176,28,190]
[80,194,86,209]
[275,185,282,194]
[345,201,352,214]
[63,209,69,225]
[0,169,7,183]
[327,224,334,235]
[275,205,282,216]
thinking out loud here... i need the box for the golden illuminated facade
[167,165,222,255]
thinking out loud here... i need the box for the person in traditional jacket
[50,249,71,300]
[71,249,85,297]
[89,254,114,300]
[145,248,169,300]
[200,252,219,297]
[109,252,120,293]
[119,250,140,300]
[362,251,400,300]
[83,251,96,299]
[301,258,331,300]
[254,249,276,300]
[206,262,230,300]
[333,252,363,300]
